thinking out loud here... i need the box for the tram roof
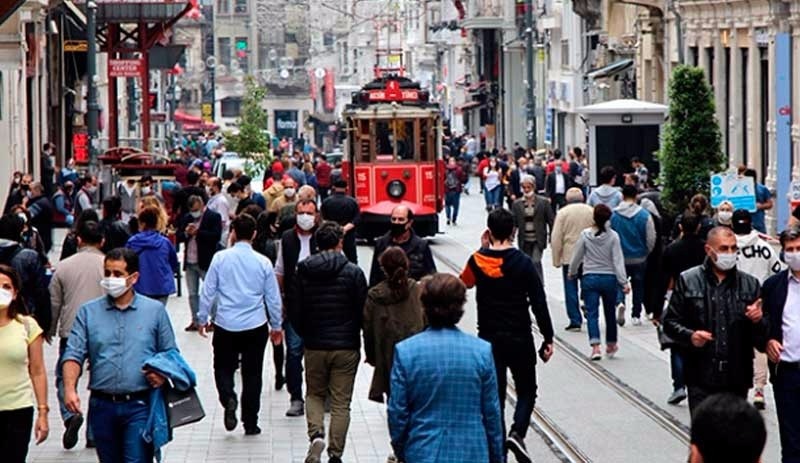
[342,104,441,119]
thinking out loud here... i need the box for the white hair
[520,175,536,187]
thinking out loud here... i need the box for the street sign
[150,112,167,122]
[108,59,143,78]
[201,103,213,123]
[64,40,88,52]
[710,171,757,212]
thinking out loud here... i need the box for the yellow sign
[64,40,87,52]
[538,49,545,62]
[201,103,213,123]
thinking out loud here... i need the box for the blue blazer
[388,328,505,463]
[763,269,791,382]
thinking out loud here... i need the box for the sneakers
[631,317,642,326]
[753,389,766,410]
[590,346,602,361]
[286,399,305,417]
[667,388,687,405]
[304,437,326,463]
[606,344,619,358]
[564,323,581,332]
[224,398,238,431]
[62,414,84,450]
[616,303,626,327]
[386,454,400,463]
[506,430,532,463]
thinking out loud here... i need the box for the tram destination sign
[368,89,419,102]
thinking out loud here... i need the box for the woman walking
[482,157,504,211]
[0,264,49,461]
[363,247,425,403]
[569,205,629,360]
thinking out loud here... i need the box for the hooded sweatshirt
[736,230,783,283]
[569,225,628,287]
[611,201,656,264]
[460,247,554,344]
[291,251,368,350]
[0,239,51,333]
[126,231,179,297]
[588,184,623,209]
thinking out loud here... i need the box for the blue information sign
[710,172,757,213]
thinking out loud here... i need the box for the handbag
[163,385,205,429]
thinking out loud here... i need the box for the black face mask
[390,222,408,237]
[20,184,29,191]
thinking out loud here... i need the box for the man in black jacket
[764,226,800,462]
[291,221,367,463]
[173,170,208,221]
[368,205,435,287]
[177,195,222,331]
[276,199,320,417]
[459,208,554,463]
[664,226,767,418]
[99,196,131,253]
[27,182,54,253]
[320,180,360,264]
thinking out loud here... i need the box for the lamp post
[86,0,99,172]
[525,0,537,150]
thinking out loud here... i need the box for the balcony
[461,0,505,30]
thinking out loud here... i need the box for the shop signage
[64,40,87,52]
[710,171,756,212]
[274,110,298,140]
[108,59,143,78]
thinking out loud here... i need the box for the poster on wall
[274,110,298,141]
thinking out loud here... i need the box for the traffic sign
[710,171,757,212]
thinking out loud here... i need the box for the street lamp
[86,0,100,172]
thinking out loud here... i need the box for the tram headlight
[387,180,406,199]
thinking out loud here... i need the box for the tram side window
[419,118,432,162]
[396,120,415,161]
[376,120,394,161]
[357,119,370,163]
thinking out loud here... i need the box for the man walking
[197,215,284,435]
[368,205,436,287]
[276,199,320,417]
[290,222,367,463]
[62,248,177,462]
[443,156,466,225]
[177,195,222,331]
[206,177,231,245]
[49,220,104,449]
[663,226,767,417]
[588,166,622,208]
[611,184,656,326]
[551,187,595,331]
[460,208,554,463]
[26,182,54,253]
[511,175,554,283]
[321,180,360,264]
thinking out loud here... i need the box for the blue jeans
[670,349,685,391]
[562,266,582,326]
[185,263,206,321]
[445,191,461,222]
[774,365,800,462]
[484,186,502,209]
[284,321,305,402]
[89,395,152,463]
[617,262,646,318]
[56,339,94,440]
[582,274,618,345]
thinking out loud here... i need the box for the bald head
[566,187,584,203]
[298,185,316,202]
[391,205,412,222]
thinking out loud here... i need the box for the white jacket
[736,231,784,283]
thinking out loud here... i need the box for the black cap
[732,209,753,234]
[333,179,348,189]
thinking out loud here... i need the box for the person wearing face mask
[125,207,179,305]
[0,264,50,460]
[275,199,320,418]
[663,226,768,418]
[511,175,554,285]
[269,177,298,215]
[321,180,361,264]
[137,175,163,206]
[764,225,800,462]
[4,173,32,215]
[118,178,138,222]
[73,174,98,218]
[714,200,735,228]
[206,177,231,246]
[177,196,222,332]
[368,205,436,288]
[62,248,178,462]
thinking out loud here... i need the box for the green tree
[659,65,725,215]
[224,76,271,176]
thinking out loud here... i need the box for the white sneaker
[305,437,325,463]
[616,303,626,327]
[632,317,642,326]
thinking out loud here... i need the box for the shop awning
[586,59,634,79]
[0,0,25,28]
[174,110,203,124]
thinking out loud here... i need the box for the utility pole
[86,0,99,173]
[525,0,537,150]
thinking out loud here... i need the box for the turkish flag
[324,68,335,112]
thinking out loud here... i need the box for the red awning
[174,110,203,124]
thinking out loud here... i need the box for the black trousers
[212,323,269,429]
[0,407,33,463]
[687,384,748,420]
[774,364,800,463]
[484,335,538,439]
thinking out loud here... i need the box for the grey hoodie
[588,184,623,208]
[613,201,656,264]
[568,225,628,287]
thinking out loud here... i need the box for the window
[561,39,569,68]
[285,32,297,44]
[374,119,417,162]
[221,98,242,117]
[218,37,231,67]
[323,31,335,48]
[216,0,230,14]
[234,0,247,13]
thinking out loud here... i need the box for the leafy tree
[659,65,725,215]
[224,76,271,176]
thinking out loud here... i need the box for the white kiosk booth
[576,99,668,186]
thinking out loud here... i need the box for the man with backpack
[444,157,466,226]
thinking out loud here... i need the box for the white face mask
[284,188,296,198]
[524,190,535,198]
[718,211,733,223]
[785,252,800,271]
[141,186,152,195]
[100,277,130,299]
[713,252,737,271]
[296,213,315,231]
[0,288,13,309]
[190,210,203,219]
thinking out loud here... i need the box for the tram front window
[375,119,416,161]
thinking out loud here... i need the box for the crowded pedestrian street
[20,181,782,462]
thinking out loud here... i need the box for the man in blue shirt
[744,169,773,234]
[62,248,178,463]
[198,214,284,435]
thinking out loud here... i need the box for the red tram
[342,76,444,239]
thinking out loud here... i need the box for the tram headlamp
[387,180,406,199]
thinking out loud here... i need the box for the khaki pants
[754,350,768,390]
[305,349,360,458]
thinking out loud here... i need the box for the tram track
[431,247,690,462]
